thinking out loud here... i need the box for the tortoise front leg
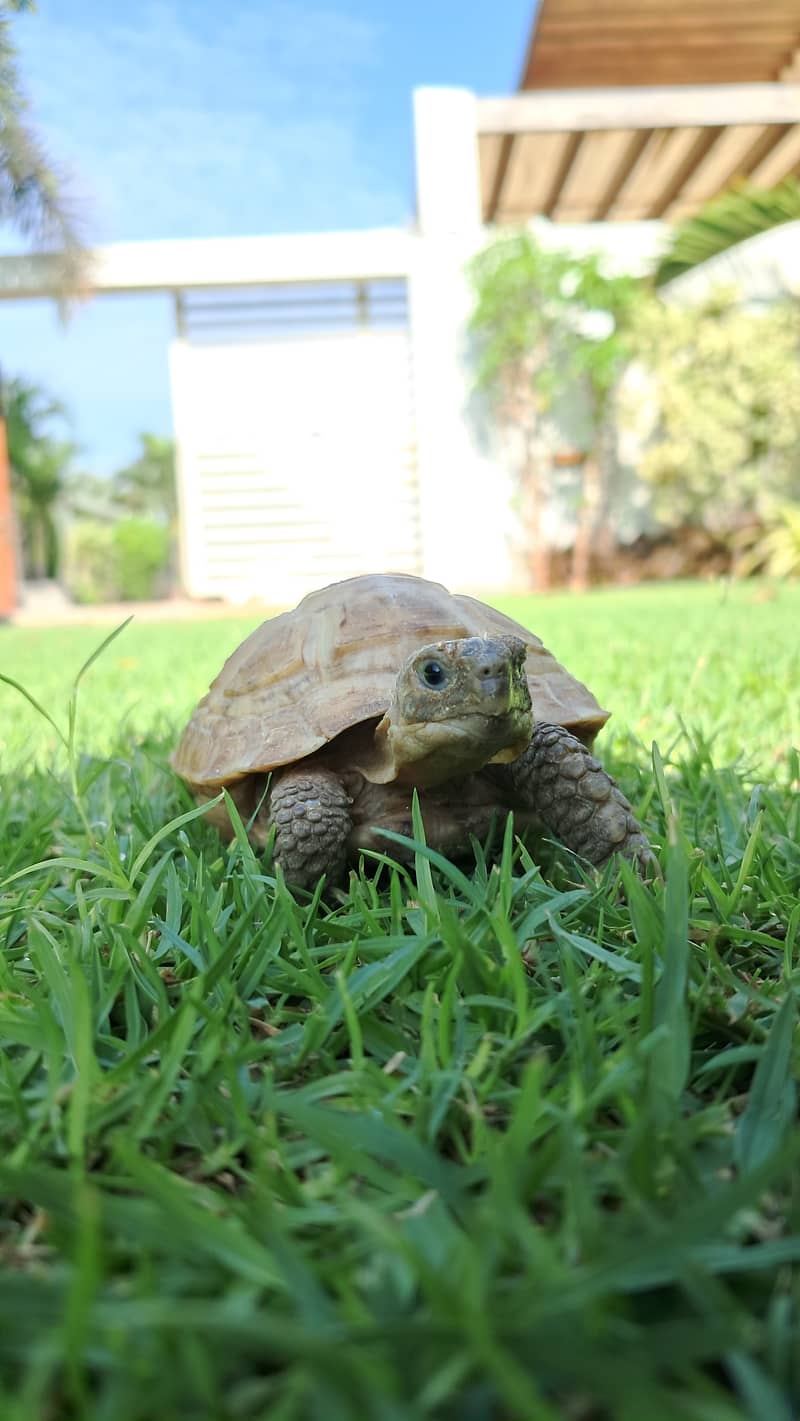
[498,723,653,873]
[266,767,352,889]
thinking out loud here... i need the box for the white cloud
[0,1,410,477]
[10,0,406,242]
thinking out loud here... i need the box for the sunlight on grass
[0,579,797,1419]
[1,580,797,774]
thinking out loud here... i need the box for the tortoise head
[371,636,533,788]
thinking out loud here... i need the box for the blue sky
[2,0,533,474]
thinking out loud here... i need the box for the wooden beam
[747,122,800,183]
[533,41,797,61]
[540,19,800,40]
[607,128,706,219]
[543,132,583,217]
[527,64,788,86]
[486,134,515,222]
[478,133,504,211]
[498,133,568,218]
[649,128,723,218]
[659,125,754,212]
[528,0,800,22]
[595,129,655,219]
[476,83,800,135]
[550,129,632,220]
[0,228,415,300]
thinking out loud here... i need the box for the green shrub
[63,520,118,604]
[64,517,171,602]
[733,499,800,578]
[112,517,171,600]
[624,294,800,536]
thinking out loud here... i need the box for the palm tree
[113,435,178,525]
[0,1,84,279]
[1,1,86,608]
[4,376,77,578]
[11,436,76,578]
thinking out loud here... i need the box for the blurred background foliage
[469,222,800,589]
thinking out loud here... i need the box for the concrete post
[413,87,482,238]
[408,88,514,593]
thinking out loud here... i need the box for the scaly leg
[266,767,352,889]
[496,723,653,872]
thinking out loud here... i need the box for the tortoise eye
[420,659,447,689]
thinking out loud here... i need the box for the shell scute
[172,573,609,790]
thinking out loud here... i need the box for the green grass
[0,579,798,1421]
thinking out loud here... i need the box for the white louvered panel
[172,324,421,602]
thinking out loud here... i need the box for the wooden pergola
[479,0,800,223]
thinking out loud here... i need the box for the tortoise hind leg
[497,723,653,873]
[265,767,352,889]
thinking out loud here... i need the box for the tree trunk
[31,507,47,580]
[571,452,599,591]
[571,416,616,591]
[44,508,59,579]
[522,430,551,590]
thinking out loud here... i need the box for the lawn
[0,579,798,1421]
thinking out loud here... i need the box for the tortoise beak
[484,636,533,763]
[482,636,531,718]
[503,636,532,717]
[459,636,532,717]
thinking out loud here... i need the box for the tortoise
[173,573,651,888]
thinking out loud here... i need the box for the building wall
[167,220,669,602]
[168,90,671,604]
[171,318,421,603]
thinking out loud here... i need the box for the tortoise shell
[172,573,609,791]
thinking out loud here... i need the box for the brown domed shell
[172,573,609,790]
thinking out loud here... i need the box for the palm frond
[0,2,87,294]
[655,179,800,287]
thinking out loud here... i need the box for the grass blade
[651,818,690,1102]
[735,991,797,1173]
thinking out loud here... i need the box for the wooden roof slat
[595,129,656,218]
[525,0,800,86]
[652,126,800,222]
[667,124,768,205]
[478,0,800,222]
[543,132,584,216]
[483,116,800,223]
[528,0,798,16]
[550,129,635,220]
[608,128,705,217]
[542,21,799,39]
[501,133,575,216]
[534,42,797,60]
[747,123,800,182]
[733,123,794,177]
[485,134,516,223]
[478,134,505,212]
[649,129,724,216]
[527,62,793,86]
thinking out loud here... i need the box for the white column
[413,87,482,238]
[408,88,514,594]
[168,339,207,598]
